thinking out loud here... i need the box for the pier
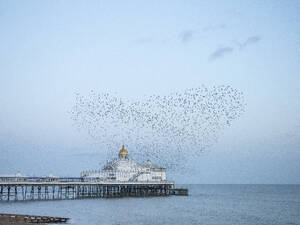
[0,146,188,202]
[0,177,187,202]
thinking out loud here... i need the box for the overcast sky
[0,0,300,184]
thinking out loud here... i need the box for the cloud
[179,30,195,43]
[209,46,235,61]
[178,24,226,43]
[209,35,262,61]
[238,36,262,49]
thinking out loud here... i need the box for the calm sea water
[0,185,299,225]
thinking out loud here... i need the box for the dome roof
[119,145,128,156]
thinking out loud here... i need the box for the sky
[0,0,300,184]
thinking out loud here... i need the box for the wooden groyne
[0,177,187,202]
[0,213,69,224]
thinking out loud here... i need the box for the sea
[0,184,299,225]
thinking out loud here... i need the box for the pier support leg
[0,186,2,200]
[14,186,18,201]
[7,186,10,201]
[30,186,34,200]
[24,186,27,200]
[38,186,41,200]
[21,186,24,200]
[45,186,48,200]
[53,186,55,199]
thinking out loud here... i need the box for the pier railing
[0,176,84,183]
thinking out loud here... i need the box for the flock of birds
[70,86,246,171]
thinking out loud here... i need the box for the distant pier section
[0,145,188,202]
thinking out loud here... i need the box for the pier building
[80,145,166,182]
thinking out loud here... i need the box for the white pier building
[80,145,167,182]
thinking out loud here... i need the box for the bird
[69,85,246,172]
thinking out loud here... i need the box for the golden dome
[119,145,128,156]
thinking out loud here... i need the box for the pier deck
[0,177,187,201]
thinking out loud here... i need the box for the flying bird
[70,86,246,171]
